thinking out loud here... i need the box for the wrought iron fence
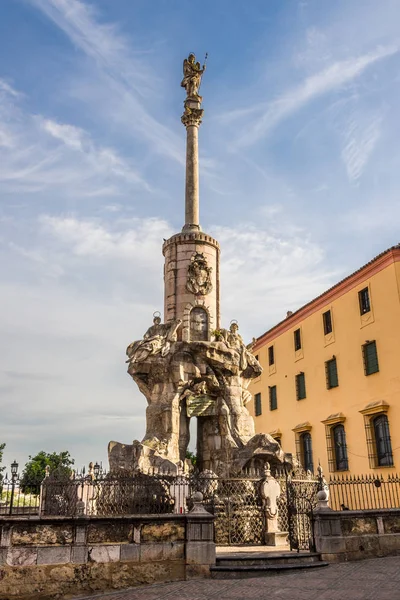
[0,461,324,550]
[329,473,400,511]
[0,474,41,515]
[276,466,320,551]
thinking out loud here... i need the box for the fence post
[185,491,215,579]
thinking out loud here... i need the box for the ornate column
[180,53,206,232]
[182,104,203,231]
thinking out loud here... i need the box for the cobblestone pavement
[75,556,400,600]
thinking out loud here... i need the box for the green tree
[20,451,75,493]
[185,450,197,467]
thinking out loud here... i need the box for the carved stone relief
[190,307,208,341]
[186,252,212,296]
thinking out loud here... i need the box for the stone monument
[108,54,285,476]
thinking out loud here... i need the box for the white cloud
[225,45,398,148]
[0,90,150,195]
[29,0,184,164]
[40,214,173,261]
[0,78,20,97]
[341,113,382,182]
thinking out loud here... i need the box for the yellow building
[249,244,400,479]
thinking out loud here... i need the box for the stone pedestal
[265,532,288,547]
[162,232,220,337]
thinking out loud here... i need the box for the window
[294,328,302,351]
[254,393,262,417]
[333,424,348,471]
[359,287,371,315]
[374,415,393,467]
[362,404,394,468]
[363,341,379,375]
[300,432,314,473]
[323,310,333,335]
[325,420,348,472]
[268,345,275,366]
[325,357,339,389]
[269,385,277,411]
[295,372,306,400]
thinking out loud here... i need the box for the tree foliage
[186,450,197,467]
[20,451,75,493]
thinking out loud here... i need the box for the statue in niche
[186,252,213,296]
[126,314,182,364]
[181,53,206,101]
[190,307,208,341]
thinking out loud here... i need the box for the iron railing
[0,474,41,515]
[329,473,400,510]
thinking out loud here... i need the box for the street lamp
[93,462,100,479]
[9,460,19,516]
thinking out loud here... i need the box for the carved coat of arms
[186,252,213,295]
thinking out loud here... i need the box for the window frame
[294,328,302,351]
[295,372,306,400]
[358,287,371,315]
[254,392,262,417]
[332,424,349,471]
[362,340,379,376]
[269,385,277,411]
[268,345,275,366]
[299,432,314,473]
[322,310,333,335]
[361,403,393,469]
[325,357,339,389]
[373,414,393,467]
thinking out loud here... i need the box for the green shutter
[326,358,338,388]
[255,393,262,416]
[269,386,277,410]
[364,341,379,375]
[296,373,306,400]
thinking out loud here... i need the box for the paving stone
[72,556,400,600]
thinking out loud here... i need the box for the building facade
[249,245,400,477]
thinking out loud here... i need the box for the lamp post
[9,460,19,516]
[93,462,100,479]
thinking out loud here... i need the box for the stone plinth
[162,232,220,337]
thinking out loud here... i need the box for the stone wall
[0,511,215,600]
[314,508,400,562]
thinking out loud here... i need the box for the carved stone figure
[186,252,213,295]
[110,312,285,477]
[221,321,262,374]
[190,307,208,341]
[126,315,181,364]
[181,53,206,101]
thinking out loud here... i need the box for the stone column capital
[181,108,203,128]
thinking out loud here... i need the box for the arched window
[190,307,208,341]
[373,415,393,466]
[300,432,313,473]
[333,424,348,471]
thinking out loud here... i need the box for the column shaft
[185,124,200,228]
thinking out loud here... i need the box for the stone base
[265,532,288,547]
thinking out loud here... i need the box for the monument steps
[211,552,329,578]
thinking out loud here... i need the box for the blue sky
[1,0,399,471]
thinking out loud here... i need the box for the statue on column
[181,53,206,101]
